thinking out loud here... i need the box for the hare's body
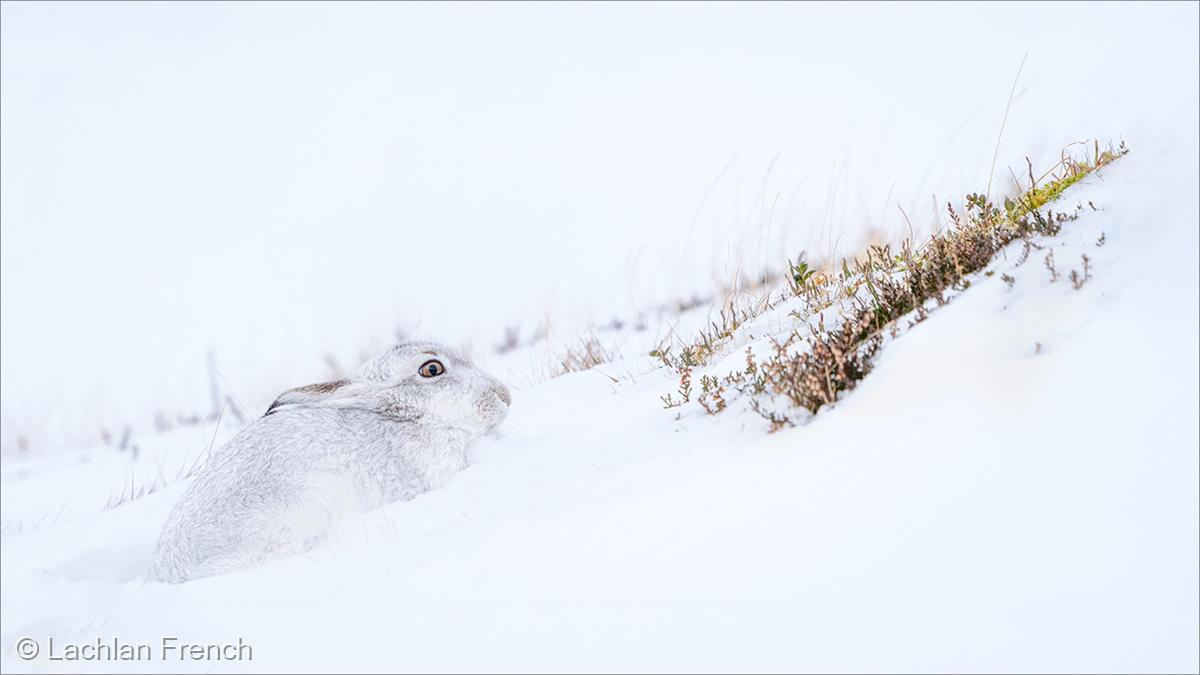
[149,342,509,583]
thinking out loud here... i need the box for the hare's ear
[264,380,353,416]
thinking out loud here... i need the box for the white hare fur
[149,341,510,583]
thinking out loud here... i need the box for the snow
[2,2,1198,673]
[3,1,1197,453]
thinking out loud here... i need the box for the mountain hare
[149,341,511,583]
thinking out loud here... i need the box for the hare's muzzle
[471,380,511,432]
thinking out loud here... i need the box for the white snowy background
[2,2,1197,672]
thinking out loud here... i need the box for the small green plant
[697,373,727,414]
[661,365,692,409]
[789,259,817,287]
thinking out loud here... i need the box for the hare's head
[266,342,510,434]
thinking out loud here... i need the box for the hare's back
[150,412,357,582]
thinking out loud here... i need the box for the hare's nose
[495,383,512,407]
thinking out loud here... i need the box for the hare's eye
[418,359,445,378]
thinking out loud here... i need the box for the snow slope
[3,3,1199,672]
[2,119,1197,672]
[4,1,1199,454]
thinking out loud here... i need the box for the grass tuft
[555,335,618,376]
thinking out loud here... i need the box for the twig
[985,52,1028,201]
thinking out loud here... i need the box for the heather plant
[658,141,1127,429]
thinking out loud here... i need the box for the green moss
[1004,147,1125,221]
